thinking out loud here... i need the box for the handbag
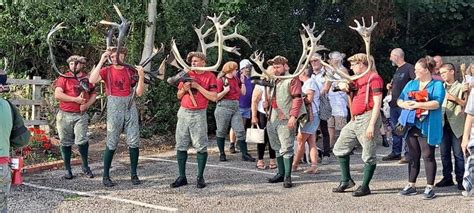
[318,95,332,121]
[393,122,409,136]
[246,125,265,144]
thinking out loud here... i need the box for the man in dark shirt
[382,48,415,162]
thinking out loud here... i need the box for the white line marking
[22,182,178,212]
[141,157,301,178]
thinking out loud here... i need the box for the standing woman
[215,61,255,162]
[292,67,320,173]
[251,66,277,170]
[397,56,445,199]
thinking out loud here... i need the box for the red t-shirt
[217,76,241,100]
[56,72,96,113]
[99,66,137,97]
[178,71,218,110]
[351,72,384,116]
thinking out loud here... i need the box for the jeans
[440,122,465,181]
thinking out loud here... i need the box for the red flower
[43,142,51,150]
[34,128,42,135]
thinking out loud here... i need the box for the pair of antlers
[168,13,251,72]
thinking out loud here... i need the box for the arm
[89,51,110,84]
[240,82,246,96]
[304,89,314,104]
[54,87,84,104]
[135,66,146,97]
[177,82,190,100]
[80,93,97,112]
[321,80,331,95]
[216,86,229,101]
[288,78,303,129]
[462,114,473,156]
[192,82,218,102]
[251,87,262,125]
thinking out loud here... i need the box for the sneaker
[63,170,74,180]
[423,186,437,200]
[103,177,116,187]
[321,156,330,165]
[382,153,401,161]
[268,174,284,183]
[229,144,236,154]
[398,184,417,196]
[82,167,94,178]
[283,176,292,188]
[219,154,227,162]
[398,156,408,164]
[196,177,206,188]
[131,175,141,185]
[332,179,356,193]
[352,185,371,197]
[170,176,188,188]
[435,177,454,187]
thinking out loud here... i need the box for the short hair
[267,55,288,65]
[347,53,369,66]
[416,56,436,73]
[391,48,405,59]
[186,51,206,64]
[110,47,128,55]
[66,55,86,64]
[302,65,313,77]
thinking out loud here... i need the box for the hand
[287,116,297,129]
[80,104,89,112]
[135,65,145,78]
[190,81,201,89]
[263,101,269,109]
[223,85,230,93]
[462,136,470,156]
[73,96,86,104]
[446,93,457,102]
[251,116,258,126]
[321,88,328,96]
[386,83,392,90]
[182,82,191,92]
[403,100,418,110]
[337,82,349,92]
[240,74,246,83]
[366,125,375,140]
[463,84,470,92]
[101,49,112,62]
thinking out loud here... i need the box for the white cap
[329,51,346,61]
[239,59,252,69]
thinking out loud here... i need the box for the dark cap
[186,51,207,64]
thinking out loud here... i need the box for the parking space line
[141,157,301,178]
[22,182,179,212]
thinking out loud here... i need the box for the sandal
[269,159,277,169]
[256,160,266,170]
[303,166,319,174]
[292,164,301,172]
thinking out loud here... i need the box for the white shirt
[254,85,267,114]
[302,77,320,114]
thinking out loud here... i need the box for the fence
[6,76,51,126]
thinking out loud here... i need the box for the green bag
[6,100,30,148]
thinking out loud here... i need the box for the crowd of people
[1,46,473,212]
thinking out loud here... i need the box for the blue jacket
[398,79,445,145]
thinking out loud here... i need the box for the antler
[2,58,7,73]
[250,50,274,79]
[274,24,327,80]
[47,22,73,78]
[100,5,131,66]
[170,13,251,72]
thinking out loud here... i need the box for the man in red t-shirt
[332,53,383,197]
[54,55,96,180]
[89,47,145,187]
[171,51,217,189]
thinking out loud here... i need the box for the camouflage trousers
[0,164,11,213]
[56,110,89,146]
[175,108,208,152]
[106,95,140,150]
[267,112,296,158]
[214,100,245,141]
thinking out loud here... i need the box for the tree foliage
[0,0,472,136]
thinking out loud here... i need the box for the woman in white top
[292,67,320,173]
[251,66,277,170]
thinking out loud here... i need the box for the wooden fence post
[32,76,41,129]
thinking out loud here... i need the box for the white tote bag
[246,125,265,144]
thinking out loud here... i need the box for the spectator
[397,56,445,200]
[461,87,474,197]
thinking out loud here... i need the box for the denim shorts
[300,114,320,134]
[239,107,251,119]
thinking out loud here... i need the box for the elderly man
[383,48,415,163]
[432,55,444,81]
[171,52,218,189]
[266,55,306,188]
[55,55,96,179]
[332,53,383,197]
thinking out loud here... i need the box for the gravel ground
[8,141,473,212]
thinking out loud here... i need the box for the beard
[391,61,396,67]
